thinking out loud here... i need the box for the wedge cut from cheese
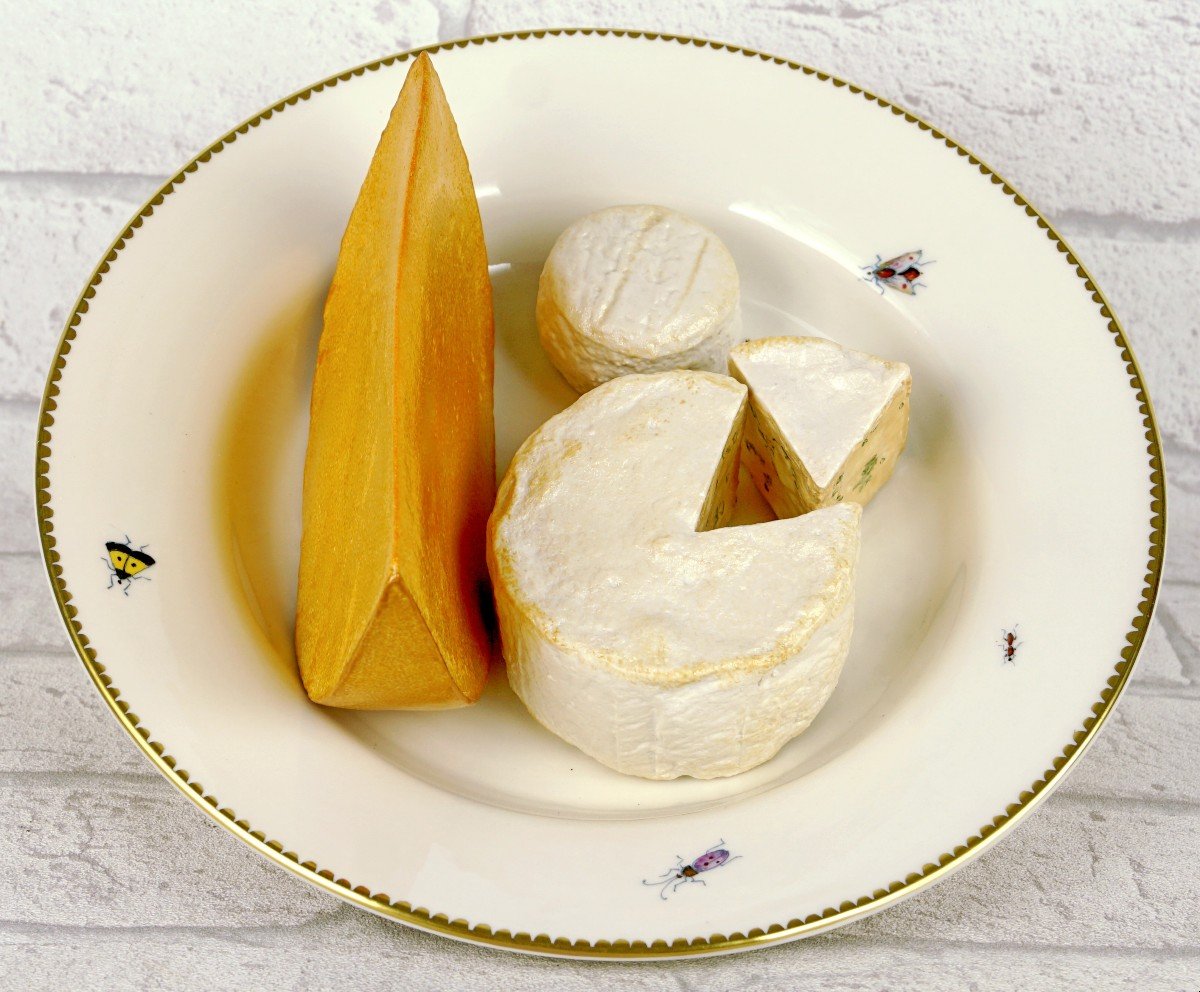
[536,205,740,392]
[296,54,494,709]
[488,370,861,780]
[729,336,911,518]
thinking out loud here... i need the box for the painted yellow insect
[103,537,156,595]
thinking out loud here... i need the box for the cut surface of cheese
[296,53,494,709]
[536,205,740,392]
[729,336,911,518]
[488,370,861,780]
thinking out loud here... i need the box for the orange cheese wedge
[296,53,495,708]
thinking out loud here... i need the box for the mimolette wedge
[296,54,494,709]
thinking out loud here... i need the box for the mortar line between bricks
[0,647,77,660]
[0,906,351,944]
[0,170,168,189]
[0,770,159,789]
[0,644,74,656]
[1164,437,1200,467]
[431,0,471,40]
[1163,472,1200,496]
[834,934,1200,961]
[1167,476,1200,497]
[1163,431,1200,457]
[2,910,1199,960]
[1125,682,1200,700]
[1047,210,1200,243]
[1155,607,1200,683]
[1050,790,1200,817]
[1165,434,1200,455]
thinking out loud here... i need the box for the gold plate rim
[34,27,1167,960]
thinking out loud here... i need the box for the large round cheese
[536,205,741,392]
[487,370,861,780]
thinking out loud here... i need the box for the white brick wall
[2,2,1196,988]
[0,178,153,402]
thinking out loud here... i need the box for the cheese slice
[488,370,861,780]
[536,205,740,392]
[296,54,494,709]
[729,336,911,517]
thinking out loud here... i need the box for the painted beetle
[999,626,1021,665]
[864,249,931,295]
[642,840,741,900]
[102,535,156,595]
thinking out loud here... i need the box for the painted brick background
[1,2,1196,989]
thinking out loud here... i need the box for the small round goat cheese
[536,205,741,392]
[488,370,861,780]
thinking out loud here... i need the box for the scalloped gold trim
[34,27,1165,959]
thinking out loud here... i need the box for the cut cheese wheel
[729,336,911,517]
[536,205,740,392]
[488,370,861,780]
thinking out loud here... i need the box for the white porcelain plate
[37,30,1164,958]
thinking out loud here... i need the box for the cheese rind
[296,54,494,709]
[488,370,861,779]
[729,336,911,517]
[536,205,740,392]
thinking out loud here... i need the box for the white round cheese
[488,370,861,780]
[536,205,741,392]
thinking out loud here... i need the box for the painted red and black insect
[999,625,1021,665]
[864,249,932,295]
[642,840,741,900]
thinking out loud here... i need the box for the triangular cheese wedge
[488,371,860,779]
[729,336,911,517]
[296,54,495,709]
